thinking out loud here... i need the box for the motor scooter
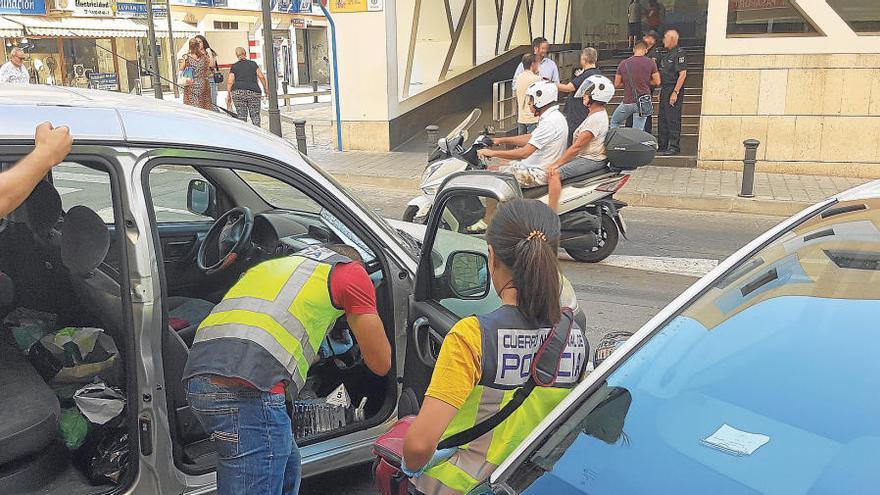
[403,109,640,263]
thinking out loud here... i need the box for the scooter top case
[605,128,657,171]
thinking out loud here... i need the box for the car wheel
[402,205,418,223]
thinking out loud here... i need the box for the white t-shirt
[0,62,30,84]
[521,105,568,169]
[574,110,609,161]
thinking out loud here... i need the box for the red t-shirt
[236,261,378,394]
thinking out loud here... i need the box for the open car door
[399,172,523,415]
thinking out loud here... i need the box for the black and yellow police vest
[412,305,588,495]
[182,246,352,393]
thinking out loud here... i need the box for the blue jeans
[611,102,647,131]
[186,375,301,495]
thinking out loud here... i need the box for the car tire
[402,205,419,223]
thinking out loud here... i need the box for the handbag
[372,309,580,494]
[624,60,654,117]
[213,69,224,84]
[178,66,194,86]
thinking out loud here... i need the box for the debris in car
[59,407,89,450]
[36,327,121,384]
[74,382,126,425]
[293,383,367,440]
[4,307,56,351]
[74,428,130,486]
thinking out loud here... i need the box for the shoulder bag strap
[623,59,640,100]
[437,309,575,450]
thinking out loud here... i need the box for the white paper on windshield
[701,424,770,456]
[325,383,351,408]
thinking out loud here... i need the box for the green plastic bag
[59,407,89,450]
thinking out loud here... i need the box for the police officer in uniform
[657,28,687,156]
[183,244,391,495]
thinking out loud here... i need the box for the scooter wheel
[565,214,619,263]
[402,205,419,223]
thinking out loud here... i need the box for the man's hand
[477,148,495,158]
[32,122,72,170]
[669,92,679,106]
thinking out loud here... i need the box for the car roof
[0,84,302,165]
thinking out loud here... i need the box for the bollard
[426,125,440,157]
[739,139,760,198]
[293,118,308,155]
[312,80,319,103]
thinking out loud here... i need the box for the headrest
[20,180,62,237]
[61,206,110,277]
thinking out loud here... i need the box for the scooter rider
[477,80,568,188]
[545,75,615,211]
[402,200,588,495]
[183,244,392,495]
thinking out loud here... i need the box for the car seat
[59,204,214,336]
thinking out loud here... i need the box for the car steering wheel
[197,207,255,275]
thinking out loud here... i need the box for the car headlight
[422,185,438,195]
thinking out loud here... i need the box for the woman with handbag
[399,200,589,495]
[179,38,213,111]
[195,35,221,110]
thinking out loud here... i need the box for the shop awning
[3,15,148,38]
[0,17,25,38]
[133,19,201,39]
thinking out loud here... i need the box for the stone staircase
[596,44,705,168]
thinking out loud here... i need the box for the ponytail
[486,200,562,325]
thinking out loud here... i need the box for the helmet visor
[574,80,595,99]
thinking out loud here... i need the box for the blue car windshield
[505,199,880,495]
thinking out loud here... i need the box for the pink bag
[372,416,415,495]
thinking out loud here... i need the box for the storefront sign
[329,0,381,13]
[271,0,310,13]
[116,0,166,17]
[57,0,115,17]
[88,72,119,91]
[728,0,788,11]
[291,17,310,28]
[0,0,47,14]
[170,0,213,6]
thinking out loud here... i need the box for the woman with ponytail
[402,199,589,495]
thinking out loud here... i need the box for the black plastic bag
[74,428,130,486]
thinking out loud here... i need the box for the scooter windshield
[445,108,482,143]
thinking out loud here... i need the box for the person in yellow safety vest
[402,200,588,495]
[182,244,391,495]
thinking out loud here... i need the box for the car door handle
[412,317,444,367]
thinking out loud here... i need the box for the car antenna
[65,32,239,118]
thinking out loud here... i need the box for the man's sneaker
[658,149,680,156]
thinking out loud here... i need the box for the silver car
[473,180,880,494]
[0,86,582,495]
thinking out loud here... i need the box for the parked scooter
[403,109,656,263]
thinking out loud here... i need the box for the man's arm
[670,70,687,106]
[0,123,72,218]
[481,144,537,161]
[651,69,661,87]
[614,72,624,89]
[557,82,576,93]
[347,313,391,376]
[547,131,593,171]
[493,134,532,147]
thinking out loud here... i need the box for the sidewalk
[302,147,872,216]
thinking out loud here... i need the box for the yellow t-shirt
[424,316,483,409]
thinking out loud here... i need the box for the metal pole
[318,2,342,151]
[144,0,163,99]
[739,139,760,198]
[261,0,282,136]
[312,80,318,103]
[425,125,439,157]
[293,118,308,154]
[165,0,179,99]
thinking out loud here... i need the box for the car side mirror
[444,251,490,300]
[187,179,216,217]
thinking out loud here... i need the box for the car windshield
[503,198,880,495]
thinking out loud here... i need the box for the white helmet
[575,74,615,104]
[526,80,559,109]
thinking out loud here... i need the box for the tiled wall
[698,54,880,178]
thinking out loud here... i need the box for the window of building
[727,0,819,36]
[213,21,239,30]
[826,0,880,34]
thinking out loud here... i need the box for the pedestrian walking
[227,47,268,126]
[513,37,560,83]
[557,47,602,145]
[195,35,221,110]
[611,42,659,131]
[514,53,542,135]
[0,47,30,84]
[627,0,643,48]
[179,38,213,111]
[402,199,587,495]
[658,28,687,156]
[642,30,663,135]
[183,244,391,495]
